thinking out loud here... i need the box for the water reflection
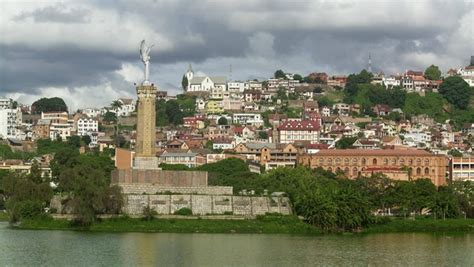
[1,223,473,266]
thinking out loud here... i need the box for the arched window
[400,158,405,165]
[328,167,333,172]
[362,158,367,165]
[384,158,389,165]
[416,167,421,175]
[424,167,429,175]
[344,167,350,176]
[391,158,397,165]
[352,158,358,164]
[344,158,350,164]
[319,158,324,164]
[372,158,377,165]
[336,167,341,173]
[352,167,358,176]
[424,159,430,165]
[336,158,341,164]
[408,159,413,165]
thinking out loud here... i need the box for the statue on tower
[139,39,154,85]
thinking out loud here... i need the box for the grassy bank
[0,212,8,222]
[17,215,322,235]
[13,215,474,235]
[363,218,474,234]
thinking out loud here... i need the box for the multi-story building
[205,100,224,114]
[261,143,299,170]
[82,108,101,118]
[0,98,13,109]
[0,107,22,139]
[450,157,474,181]
[278,119,320,144]
[41,111,68,124]
[76,117,98,136]
[298,149,448,186]
[158,151,205,168]
[232,113,264,127]
[33,119,51,139]
[382,76,401,89]
[49,123,72,141]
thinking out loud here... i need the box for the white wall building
[113,98,136,117]
[76,117,99,136]
[0,108,22,139]
[0,98,13,110]
[82,108,101,118]
[458,65,474,87]
[185,64,227,92]
[232,113,264,126]
[49,123,72,141]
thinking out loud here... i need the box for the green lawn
[363,218,474,234]
[18,215,322,235]
[0,212,9,222]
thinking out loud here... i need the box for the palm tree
[110,100,123,110]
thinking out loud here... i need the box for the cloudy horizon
[1,0,473,111]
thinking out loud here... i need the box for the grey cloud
[14,5,91,24]
[1,0,473,107]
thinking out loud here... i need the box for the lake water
[1,222,473,266]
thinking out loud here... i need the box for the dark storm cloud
[1,0,472,107]
[0,44,125,93]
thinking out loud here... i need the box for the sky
[0,0,473,111]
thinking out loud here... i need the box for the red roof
[278,120,320,131]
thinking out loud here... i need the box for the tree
[110,100,122,109]
[103,111,117,124]
[31,97,68,114]
[335,137,358,149]
[293,74,303,81]
[165,100,184,125]
[81,135,92,146]
[274,69,286,79]
[438,76,471,109]
[258,131,269,139]
[181,75,188,90]
[218,117,228,125]
[424,65,441,80]
[448,149,463,157]
[344,70,373,97]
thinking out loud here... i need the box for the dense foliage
[156,94,196,126]
[31,97,68,114]
[200,159,474,231]
[438,76,471,109]
[424,65,441,80]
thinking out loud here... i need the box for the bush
[7,200,44,223]
[174,207,193,216]
[223,211,233,215]
[142,205,157,221]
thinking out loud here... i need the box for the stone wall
[122,194,292,216]
[111,169,208,186]
[119,183,233,195]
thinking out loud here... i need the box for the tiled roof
[309,149,436,157]
[278,120,320,131]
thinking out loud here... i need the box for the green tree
[258,131,269,139]
[424,65,442,80]
[31,97,68,114]
[438,76,471,109]
[165,100,184,125]
[218,117,228,125]
[335,137,358,149]
[293,74,303,81]
[81,135,92,146]
[274,69,286,79]
[181,75,188,90]
[448,149,463,157]
[103,111,117,123]
[344,70,373,97]
[110,100,123,109]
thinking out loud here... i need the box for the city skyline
[1,0,473,111]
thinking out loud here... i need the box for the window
[372,158,377,165]
[352,167,358,176]
[424,168,429,175]
[416,167,421,175]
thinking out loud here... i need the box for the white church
[185,64,227,92]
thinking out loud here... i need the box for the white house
[232,113,264,127]
[212,139,235,150]
[0,98,13,110]
[82,108,101,118]
[185,64,226,92]
[49,123,72,141]
[383,76,401,89]
[0,107,21,139]
[320,106,331,117]
[113,98,136,116]
[76,117,98,136]
[458,63,474,87]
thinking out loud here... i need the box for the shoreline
[7,215,474,235]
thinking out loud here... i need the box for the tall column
[134,84,159,169]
